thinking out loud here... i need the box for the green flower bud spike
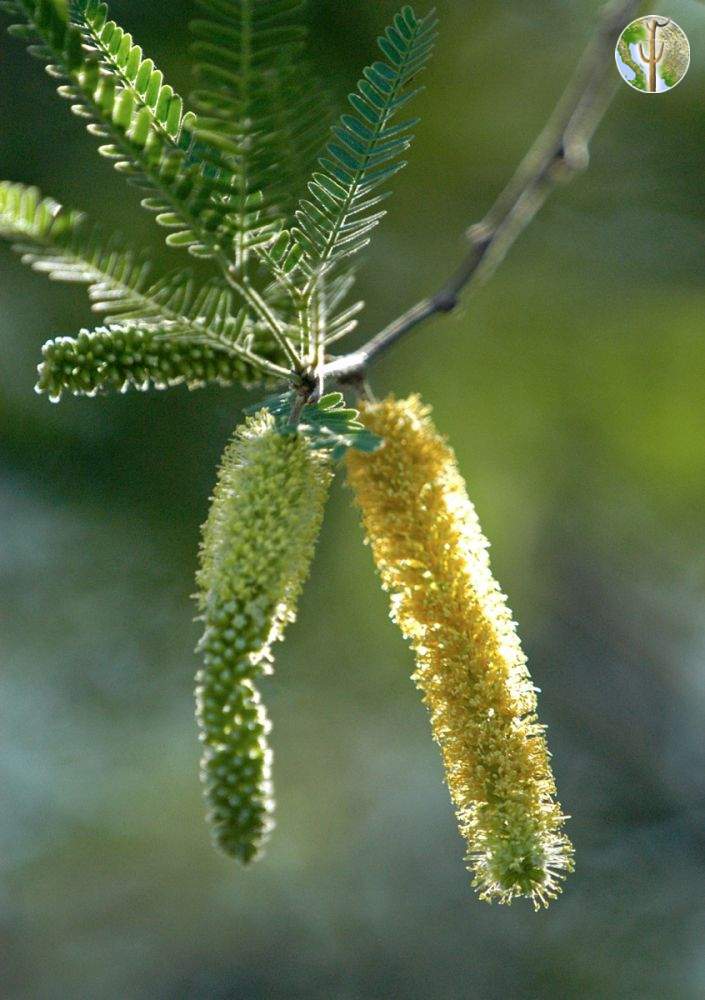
[36,325,258,400]
[195,410,333,862]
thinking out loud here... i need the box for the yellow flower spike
[196,410,333,862]
[346,395,574,907]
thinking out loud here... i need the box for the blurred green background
[2,1,705,997]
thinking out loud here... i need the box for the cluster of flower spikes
[196,410,333,862]
[346,395,574,907]
[35,326,263,401]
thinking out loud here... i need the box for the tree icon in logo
[616,16,690,93]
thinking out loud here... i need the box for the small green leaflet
[248,390,383,460]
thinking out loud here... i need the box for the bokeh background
[2,1,705,997]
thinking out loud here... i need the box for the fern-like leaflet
[72,0,189,144]
[256,5,437,359]
[293,6,437,277]
[2,0,304,369]
[71,0,261,259]
[250,389,382,459]
[3,0,221,252]
[189,0,330,275]
[2,2,436,382]
[0,181,289,393]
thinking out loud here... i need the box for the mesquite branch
[322,0,642,386]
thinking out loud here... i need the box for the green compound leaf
[0,181,283,392]
[73,0,189,143]
[0,179,170,323]
[1,0,242,261]
[249,389,383,459]
[292,5,437,277]
[189,0,333,273]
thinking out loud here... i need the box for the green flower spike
[195,410,333,861]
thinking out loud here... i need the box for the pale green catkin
[196,411,332,862]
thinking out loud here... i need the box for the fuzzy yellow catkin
[196,410,332,862]
[346,395,574,907]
